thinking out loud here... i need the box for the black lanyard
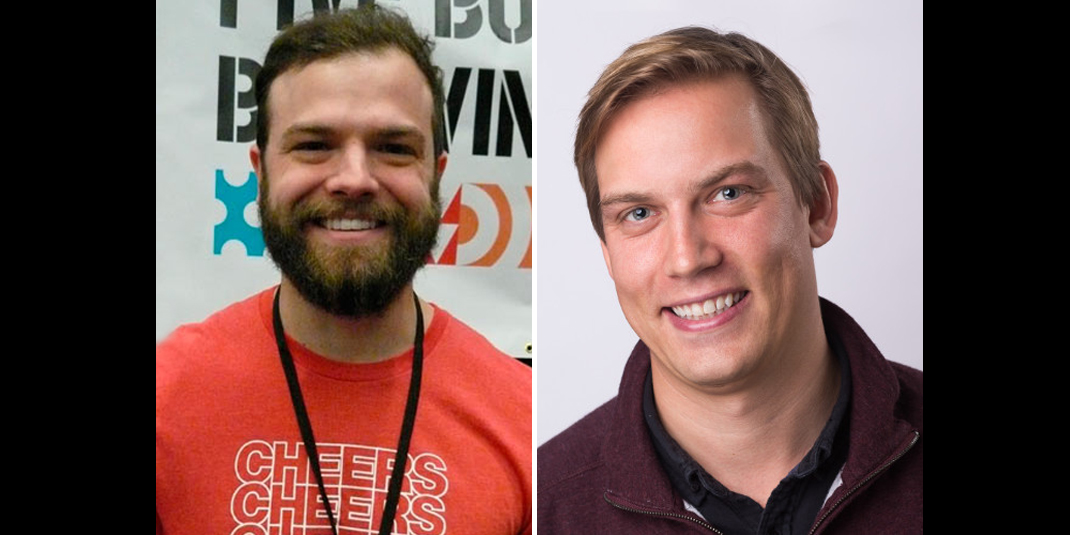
[272,289,424,535]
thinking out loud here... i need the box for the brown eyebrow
[598,161,767,211]
[280,124,427,142]
[278,124,335,142]
[689,161,766,195]
[375,126,425,139]
[599,192,654,211]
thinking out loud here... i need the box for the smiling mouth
[320,218,384,231]
[670,291,748,320]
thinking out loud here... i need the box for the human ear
[250,145,264,186]
[436,152,448,177]
[809,161,839,248]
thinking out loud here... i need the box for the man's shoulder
[889,359,923,427]
[158,289,269,349]
[821,298,923,418]
[538,396,619,491]
[432,306,531,380]
[156,289,272,384]
[537,397,628,531]
[889,359,922,387]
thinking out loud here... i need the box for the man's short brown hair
[574,26,822,241]
[255,5,446,158]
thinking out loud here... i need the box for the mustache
[290,198,405,225]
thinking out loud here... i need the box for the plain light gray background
[535,0,923,445]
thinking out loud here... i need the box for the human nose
[324,143,381,198]
[664,210,722,278]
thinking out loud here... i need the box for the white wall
[535,0,923,445]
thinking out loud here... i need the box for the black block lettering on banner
[217,56,235,140]
[489,0,531,43]
[220,0,237,28]
[437,0,480,39]
[445,67,531,158]
[217,56,261,143]
[435,0,531,44]
[446,67,473,148]
[276,0,375,30]
[213,3,530,158]
[473,68,495,156]
[497,70,531,157]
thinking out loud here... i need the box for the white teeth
[324,218,378,231]
[671,292,746,320]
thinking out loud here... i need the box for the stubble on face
[258,169,441,318]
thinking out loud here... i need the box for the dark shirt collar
[642,332,852,533]
[791,332,852,478]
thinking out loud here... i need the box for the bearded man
[156,7,531,535]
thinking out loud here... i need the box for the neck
[277,278,433,364]
[651,329,840,507]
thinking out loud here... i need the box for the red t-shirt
[157,289,531,535]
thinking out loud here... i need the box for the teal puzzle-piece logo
[213,169,265,256]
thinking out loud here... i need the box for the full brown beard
[258,176,441,318]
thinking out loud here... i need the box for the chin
[659,339,766,390]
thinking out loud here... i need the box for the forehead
[594,75,777,197]
[266,48,434,140]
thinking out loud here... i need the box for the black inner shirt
[642,333,852,535]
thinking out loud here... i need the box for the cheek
[775,208,814,265]
[401,180,434,205]
[263,162,320,207]
[379,170,435,208]
[607,240,660,299]
[752,205,815,292]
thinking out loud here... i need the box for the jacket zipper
[808,430,920,535]
[603,492,724,534]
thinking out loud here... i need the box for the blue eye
[624,207,651,222]
[713,186,744,201]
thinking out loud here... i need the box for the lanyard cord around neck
[272,290,424,535]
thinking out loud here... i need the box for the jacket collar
[600,338,679,512]
[818,299,918,487]
[600,298,916,510]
